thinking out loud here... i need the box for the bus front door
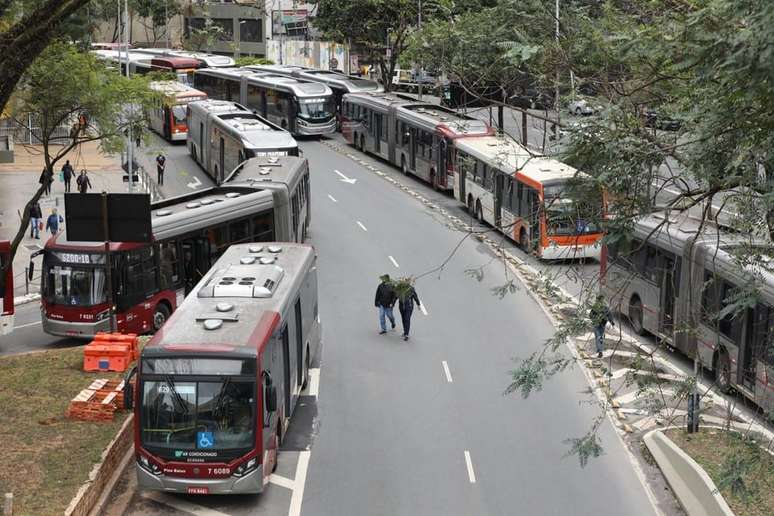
[409,128,417,171]
[659,256,676,338]
[494,173,504,229]
[282,325,291,417]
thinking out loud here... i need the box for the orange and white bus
[149,81,208,142]
[453,136,604,260]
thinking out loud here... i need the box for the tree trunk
[0,0,91,121]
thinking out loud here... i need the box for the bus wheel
[273,422,282,472]
[519,229,530,251]
[628,296,645,335]
[152,303,171,331]
[302,345,311,389]
[714,351,732,393]
[360,134,366,153]
[430,169,438,190]
[476,200,484,223]
[401,156,409,176]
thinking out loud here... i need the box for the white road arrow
[186,176,203,189]
[334,169,357,184]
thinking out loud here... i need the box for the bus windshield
[172,105,187,126]
[44,263,107,306]
[141,378,255,451]
[298,98,334,121]
[543,183,602,236]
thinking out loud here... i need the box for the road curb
[65,414,134,516]
[643,427,734,516]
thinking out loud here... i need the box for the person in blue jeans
[589,294,614,358]
[29,202,42,239]
[374,274,396,334]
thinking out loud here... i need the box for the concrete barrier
[643,428,734,516]
[64,415,134,516]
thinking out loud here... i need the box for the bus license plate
[187,487,208,495]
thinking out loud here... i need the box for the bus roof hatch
[198,263,284,298]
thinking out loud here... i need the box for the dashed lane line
[442,361,453,383]
[388,255,400,268]
[357,221,368,232]
[308,367,320,397]
[328,194,338,203]
[463,451,477,484]
[140,491,230,516]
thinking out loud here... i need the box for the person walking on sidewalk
[156,153,166,186]
[398,284,421,341]
[45,208,63,236]
[29,202,42,239]
[61,160,74,193]
[39,167,53,196]
[589,294,614,358]
[374,274,396,335]
[76,170,92,194]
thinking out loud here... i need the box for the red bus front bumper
[136,462,264,494]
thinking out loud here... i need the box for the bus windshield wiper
[212,376,231,419]
[165,375,189,415]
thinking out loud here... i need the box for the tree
[309,0,427,89]
[0,0,94,117]
[0,41,156,279]
[133,0,182,46]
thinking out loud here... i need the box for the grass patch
[665,427,774,516]
[0,347,128,516]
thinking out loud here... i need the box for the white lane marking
[388,255,400,268]
[269,473,295,490]
[357,221,368,232]
[186,176,202,189]
[327,194,338,203]
[334,169,357,184]
[141,491,230,516]
[419,303,428,316]
[14,320,41,329]
[464,450,477,483]
[442,361,453,383]
[289,450,311,516]
[308,367,320,397]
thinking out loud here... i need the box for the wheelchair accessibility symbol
[197,431,214,449]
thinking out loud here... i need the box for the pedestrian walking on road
[61,160,74,193]
[39,167,53,196]
[29,201,42,239]
[156,153,166,186]
[398,284,421,341]
[76,170,92,194]
[45,208,63,235]
[589,294,614,358]
[374,274,396,335]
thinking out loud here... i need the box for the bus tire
[476,200,484,223]
[152,302,171,331]
[467,195,475,216]
[360,134,366,154]
[628,296,645,335]
[401,156,409,176]
[714,351,732,394]
[430,169,438,190]
[302,344,311,389]
[519,229,530,251]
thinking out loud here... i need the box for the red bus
[149,81,208,141]
[0,240,13,334]
[38,157,311,338]
[125,242,320,494]
[150,57,200,86]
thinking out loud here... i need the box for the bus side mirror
[266,385,277,412]
[124,366,137,410]
[28,262,34,281]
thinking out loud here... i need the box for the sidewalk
[0,142,124,298]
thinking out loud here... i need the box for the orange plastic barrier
[83,332,138,372]
[65,379,127,422]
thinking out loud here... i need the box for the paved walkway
[0,142,125,297]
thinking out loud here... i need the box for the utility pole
[124,0,134,190]
[417,0,423,100]
[165,1,170,49]
[553,0,560,140]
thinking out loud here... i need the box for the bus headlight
[233,457,257,477]
[138,454,162,475]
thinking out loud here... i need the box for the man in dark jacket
[39,167,53,196]
[29,202,42,239]
[61,160,74,193]
[374,274,396,334]
[398,285,421,341]
[76,170,92,193]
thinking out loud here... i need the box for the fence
[0,116,72,146]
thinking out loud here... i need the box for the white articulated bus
[126,242,321,494]
[193,68,336,136]
[453,136,604,260]
[340,92,493,190]
[187,99,298,184]
[602,211,774,412]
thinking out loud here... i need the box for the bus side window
[701,271,720,325]
[229,219,250,244]
[159,241,179,289]
[718,281,743,343]
[142,246,159,297]
[208,225,228,261]
[252,211,274,241]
